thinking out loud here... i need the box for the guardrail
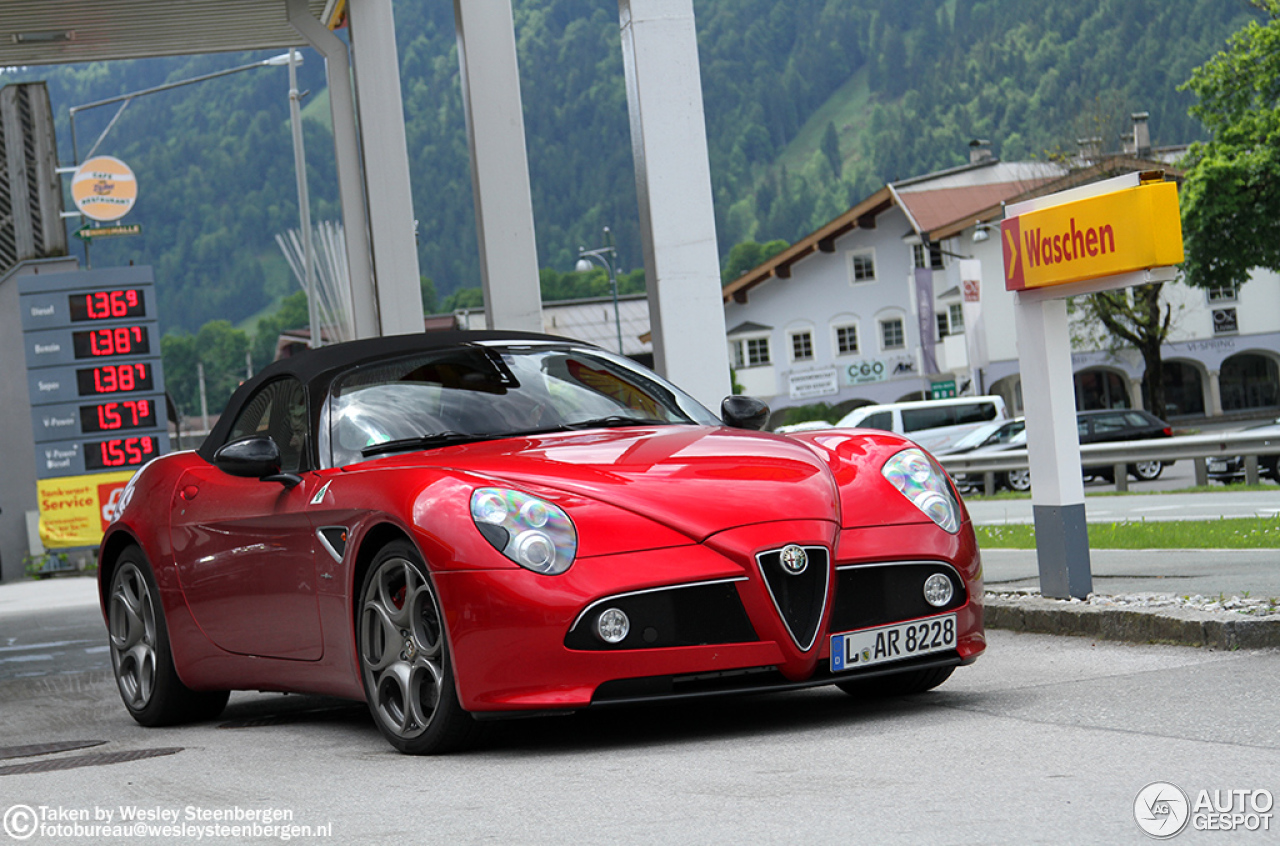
[934,431,1280,494]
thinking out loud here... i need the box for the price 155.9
[84,436,158,471]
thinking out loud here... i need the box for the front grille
[757,545,829,651]
[565,580,758,651]
[828,561,967,634]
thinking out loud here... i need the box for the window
[861,411,892,431]
[732,336,771,368]
[913,242,945,270]
[1207,283,1239,303]
[790,330,814,362]
[936,303,965,338]
[835,324,858,356]
[879,317,905,351]
[226,377,308,472]
[848,249,876,283]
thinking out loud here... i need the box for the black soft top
[198,329,584,461]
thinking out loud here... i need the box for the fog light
[595,608,630,644]
[923,573,954,607]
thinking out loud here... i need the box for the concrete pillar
[453,0,543,333]
[287,0,379,339]
[1208,369,1224,416]
[349,0,426,335]
[1014,295,1091,599]
[1128,377,1144,410]
[618,0,732,409]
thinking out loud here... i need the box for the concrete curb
[984,595,1280,650]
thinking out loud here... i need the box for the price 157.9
[79,399,156,434]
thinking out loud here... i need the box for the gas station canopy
[0,0,330,67]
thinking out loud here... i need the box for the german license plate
[830,614,956,672]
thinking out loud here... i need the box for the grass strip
[976,517,1280,550]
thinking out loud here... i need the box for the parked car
[935,418,1027,456]
[99,331,985,754]
[937,418,1028,492]
[1206,418,1280,483]
[1077,409,1174,482]
[833,396,1008,452]
[946,410,1174,493]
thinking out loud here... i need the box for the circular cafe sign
[72,156,137,222]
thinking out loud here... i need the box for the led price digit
[69,289,146,322]
[77,362,154,396]
[79,399,155,434]
[73,325,150,359]
[85,436,157,470]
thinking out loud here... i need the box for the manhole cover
[0,748,182,776]
[0,740,106,760]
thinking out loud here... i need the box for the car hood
[373,426,840,542]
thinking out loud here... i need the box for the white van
[834,395,1008,452]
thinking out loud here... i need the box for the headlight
[882,448,961,534]
[469,488,577,574]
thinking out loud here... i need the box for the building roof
[927,155,1185,241]
[0,1,332,67]
[722,153,1186,305]
[721,158,1064,305]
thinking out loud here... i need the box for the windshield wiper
[360,418,676,457]
[361,431,489,457]
[562,415,674,430]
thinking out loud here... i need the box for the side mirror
[213,436,284,479]
[721,395,769,431]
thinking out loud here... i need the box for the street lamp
[68,52,298,164]
[575,226,623,355]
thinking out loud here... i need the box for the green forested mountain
[3,0,1260,340]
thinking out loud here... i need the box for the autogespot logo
[1135,782,1191,839]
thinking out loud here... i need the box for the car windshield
[319,343,719,467]
[949,420,1007,451]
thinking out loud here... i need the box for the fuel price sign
[19,266,168,480]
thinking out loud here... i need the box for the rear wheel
[358,540,478,754]
[107,548,229,726]
[1129,460,1164,481]
[837,666,955,698]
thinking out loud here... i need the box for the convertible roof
[199,330,581,461]
[250,330,573,386]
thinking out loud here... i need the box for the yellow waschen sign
[1001,179,1182,291]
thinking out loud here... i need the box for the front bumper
[433,520,984,713]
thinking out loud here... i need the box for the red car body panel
[101,423,984,712]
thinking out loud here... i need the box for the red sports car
[100,331,984,753]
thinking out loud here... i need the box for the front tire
[837,666,955,698]
[1129,460,1164,481]
[1004,469,1032,492]
[358,540,478,754]
[107,548,229,726]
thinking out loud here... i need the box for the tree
[250,292,312,370]
[1070,284,1180,420]
[1179,0,1280,291]
[721,239,790,285]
